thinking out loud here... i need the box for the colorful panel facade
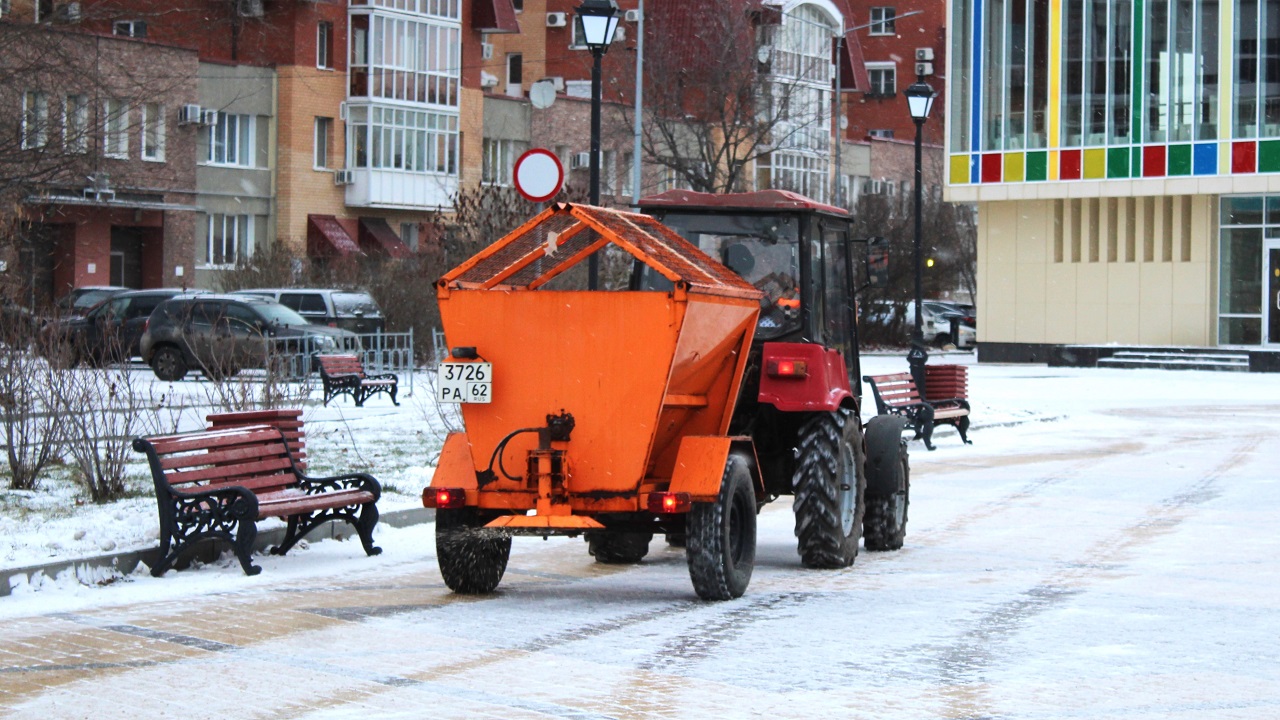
[947,0,1278,186]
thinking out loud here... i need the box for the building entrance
[1268,244,1280,345]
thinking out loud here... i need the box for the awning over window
[836,32,869,92]
[472,0,520,33]
[308,214,362,258]
[358,216,412,259]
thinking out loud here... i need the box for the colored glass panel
[1026,151,1048,180]
[1260,141,1280,172]
[950,154,973,184]
[1233,141,1258,173]
[1049,150,1059,179]
[981,153,1003,182]
[1168,144,1192,175]
[1107,147,1130,178]
[1143,145,1166,176]
[1131,147,1143,177]
[1193,142,1217,174]
[1004,152,1025,182]
[1083,148,1106,178]
[1060,149,1082,179]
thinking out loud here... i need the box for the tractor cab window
[698,233,801,339]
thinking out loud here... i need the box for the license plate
[437,362,492,404]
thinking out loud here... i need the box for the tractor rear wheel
[793,409,865,569]
[435,507,511,594]
[686,453,756,600]
[864,423,910,552]
[587,531,652,564]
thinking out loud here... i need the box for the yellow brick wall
[277,68,349,252]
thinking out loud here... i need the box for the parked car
[231,288,386,335]
[864,301,976,349]
[42,288,207,366]
[925,300,977,329]
[54,286,128,317]
[140,295,359,381]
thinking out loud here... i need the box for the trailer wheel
[435,508,511,594]
[863,415,909,551]
[686,453,756,600]
[587,532,653,564]
[793,409,865,569]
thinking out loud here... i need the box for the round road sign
[513,148,564,203]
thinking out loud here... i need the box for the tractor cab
[638,189,878,398]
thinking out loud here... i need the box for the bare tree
[621,0,827,194]
[0,313,67,491]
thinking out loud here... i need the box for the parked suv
[54,286,128,317]
[231,288,385,335]
[43,288,206,366]
[140,295,359,381]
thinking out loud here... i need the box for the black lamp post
[903,77,936,395]
[576,0,621,290]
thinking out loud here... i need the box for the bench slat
[158,441,292,471]
[164,457,295,486]
[148,426,282,455]
[257,489,376,519]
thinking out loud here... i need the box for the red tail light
[423,487,467,509]
[647,491,692,514]
[766,359,808,378]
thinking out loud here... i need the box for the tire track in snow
[919,432,1264,720]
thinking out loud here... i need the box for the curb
[1,507,434,598]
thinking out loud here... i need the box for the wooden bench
[318,354,399,407]
[133,424,382,577]
[207,408,306,470]
[863,369,972,451]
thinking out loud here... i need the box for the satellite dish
[757,45,773,64]
[530,79,557,109]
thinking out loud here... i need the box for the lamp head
[576,0,621,52]
[904,80,936,122]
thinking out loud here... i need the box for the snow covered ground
[2,355,1279,718]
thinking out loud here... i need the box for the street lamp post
[903,77,936,396]
[576,0,621,290]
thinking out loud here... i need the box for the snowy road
[1,365,1279,718]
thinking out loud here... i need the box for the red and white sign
[513,148,565,203]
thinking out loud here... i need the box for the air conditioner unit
[613,25,625,41]
[338,101,349,121]
[481,42,494,60]
[624,8,641,21]
[915,61,934,76]
[915,47,934,61]
[179,104,204,125]
[546,11,567,27]
[201,109,219,126]
[334,169,354,186]
[237,0,263,17]
[480,71,499,88]
[570,152,591,169]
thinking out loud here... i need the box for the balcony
[344,168,456,210]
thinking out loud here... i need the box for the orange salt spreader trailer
[424,198,910,600]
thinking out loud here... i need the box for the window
[317,21,333,68]
[866,63,896,96]
[314,117,332,169]
[64,94,87,153]
[21,91,48,150]
[112,20,147,37]
[203,214,254,267]
[207,112,254,166]
[621,151,634,197]
[482,138,528,185]
[571,16,586,47]
[601,150,617,195]
[103,99,128,158]
[512,0,522,10]
[354,14,462,107]
[400,222,419,251]
[347,104,458,173]
[506,53,523,96]
[870,7,896,35]
[141,102,165,161]
[869,128,894,138]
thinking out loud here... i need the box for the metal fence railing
[271,329,416,396]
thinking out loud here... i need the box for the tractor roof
[637,189,849,218]
[438,203,762,300]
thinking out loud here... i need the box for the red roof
[637,189,849,217]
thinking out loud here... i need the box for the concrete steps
[1097,350,1250,372]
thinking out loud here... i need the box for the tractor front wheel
[793,409,865,569]
[436,507,511,594]
[686,453,756,600]
[587,531,653,564]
